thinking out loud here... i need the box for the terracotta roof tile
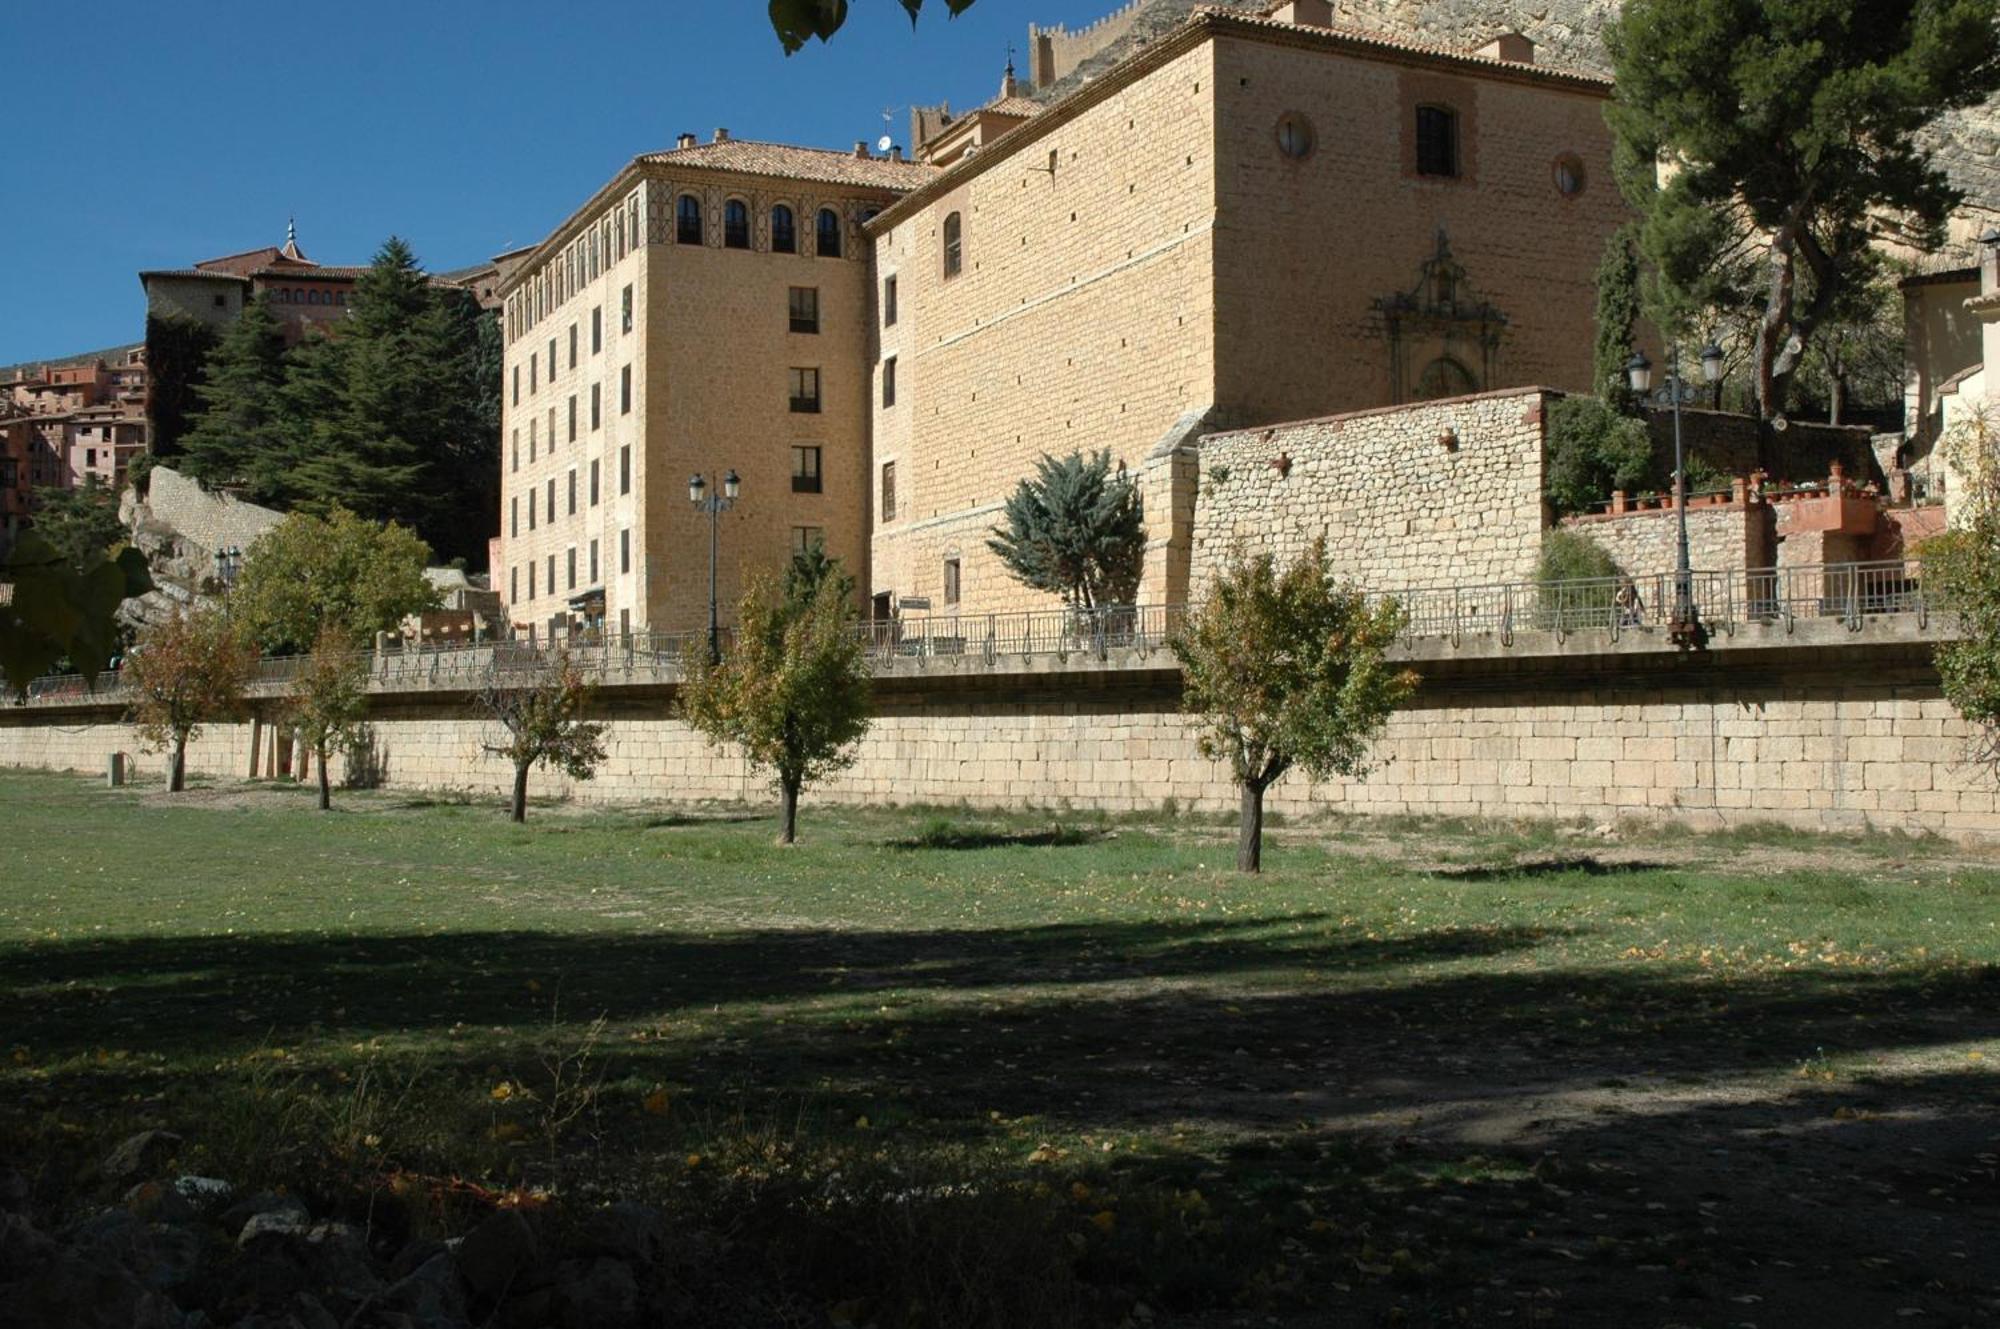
[1194,6,1612,87]
[981,96,1044,118]
[637,138,937,190]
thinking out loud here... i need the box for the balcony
[792,474,822,494]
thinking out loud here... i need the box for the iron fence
[11,560,1946,707]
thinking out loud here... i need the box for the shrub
[1535,530,1626,630]
[1545,396,1653,517]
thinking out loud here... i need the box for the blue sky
[0,0,1114,365]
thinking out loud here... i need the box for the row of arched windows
[676,195,847,258]
[271,287,347,306]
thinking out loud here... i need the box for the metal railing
[12,560,1944,707]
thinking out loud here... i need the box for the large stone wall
[1191,389,1550,592]
[10,645,1990,837]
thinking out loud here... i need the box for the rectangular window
[568,396,577,442]
[591,383,601,430]
[943,557,961,607]
[883,275,897,327]
[789,367,821,414]
[1416,105,1459,178]
[530,356,537,393]
[620,608,630,638]
[569,323,578,369]
[619,445,631,495]
[621,365,632,414]
[590,458,600,505]
[528,489,536,530]
[547,554,555,598]
[512,364,520,404]
[567,468,577,515]
[529,561,536,599]
[510,495,519,536]
[621,284,633,333]
[791,526,824,557]
[620,527,631,574]
[529,418,537,461]
[510,430,519,472]
[791,445,822,493]
[591,306,602,353]
[547,339,556,382]
[510,566,519,604]
[881,461,896,522]
[589,539,599,584]
[546,477,555,524]
[567,546,577,590]
[882,356,896,408]
[788,286,819,334]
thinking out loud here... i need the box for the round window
[1276,113,1315,160]
[1554,154,1587,197]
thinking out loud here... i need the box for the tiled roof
[982,96,1044,118]
[0,342,142,382]
[1195,6,1612,87]
[249,265,370,281]
[139,268,250,282]
[637,138,937,190]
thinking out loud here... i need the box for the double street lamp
[688,469,740,664]
[1626,342,1725,648]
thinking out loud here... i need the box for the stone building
[869,2,1628,614]
[490,3,1626,634]
[0,343,151,504]
[491,133,933,639]
[139,223,370,344]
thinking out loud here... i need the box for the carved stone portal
[1372,230,1508,404]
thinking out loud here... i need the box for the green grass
[4,769,1999,1326]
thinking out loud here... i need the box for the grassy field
[3,768,1998,1327]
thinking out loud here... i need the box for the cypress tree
[1592,225,1642,415]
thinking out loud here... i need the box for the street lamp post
[688,469,740,664]
[1627,343,1725,649]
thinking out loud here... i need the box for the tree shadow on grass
[887,825,1115,850]
[4,920,1997,1325]
[1430,855,1675,881]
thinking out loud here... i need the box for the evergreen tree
[31,477,125,572]
[1593,225,1642,415]
[178,295,290,499]
[289,238,436,533]
[1606,0,2000,420]
[987,449,1146,611]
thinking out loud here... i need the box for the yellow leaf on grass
[490,1081,516,1102]
[1090,1210,1116,1234]
[642,1089,670,1116]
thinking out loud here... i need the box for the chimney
[713,127,730,142]
[675,132,696,149]
[1477,32,1536,64]
[854,140,870,158]
[1271,0,1333,27]
[890,145,904,163]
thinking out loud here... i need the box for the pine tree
[1607,0,2000,420]
[178,295,290,499]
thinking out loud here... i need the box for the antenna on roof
[879,106,897,156]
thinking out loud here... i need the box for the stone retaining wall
[8,645,1993,837]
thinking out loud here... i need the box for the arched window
[942,211,963,279]
[771,205,797,254]
[724,199,751,249]
[816,208,842,259]
[1414,356,1478,401]
[677,194,703,245]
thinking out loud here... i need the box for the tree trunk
[1829,373,1846,427]
[170,735,187,793]
[778,775,800,845]
[316,742,331,811]
[511,762,530,823]
[1237,779,1265,874]
[1754,226,1799,425]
